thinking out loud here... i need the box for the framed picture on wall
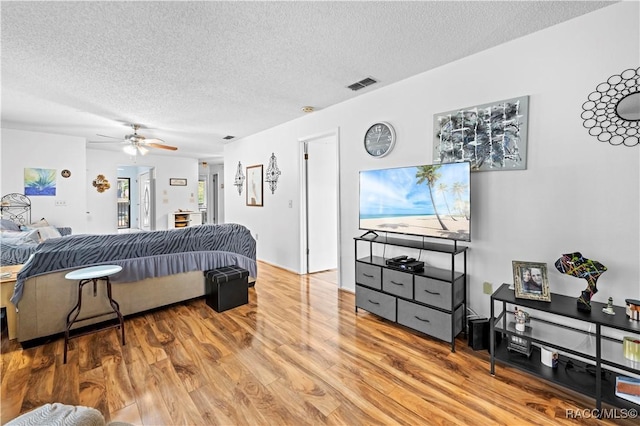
[169,178,187,186]
[246,165,263,207]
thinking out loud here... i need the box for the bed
[1,193,72,266]
[2,194,257,343]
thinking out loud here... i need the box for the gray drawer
[414,276,464,311]
[356,285,396,321]
[382,268,413,299]
[356,262,382,289]
[397,300,463,343]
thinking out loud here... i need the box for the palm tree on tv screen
[451,181,470,220]
[436,182,457,221]
[415,165,448,231]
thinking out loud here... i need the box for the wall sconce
[234,161,245,195]
[92,174,111,193]
[265,152,281,194]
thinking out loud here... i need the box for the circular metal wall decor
[581,67,639,147]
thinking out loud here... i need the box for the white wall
[0,129,200,234]
[86,148,199,233]
[225,2,640,318]
[225,125,303,271]
[1,128,88,232]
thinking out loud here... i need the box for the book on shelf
[615,376,640,405]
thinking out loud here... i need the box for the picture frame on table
[512,260,551,302]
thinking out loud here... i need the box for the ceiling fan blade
[96,133,124,140]
[147,142,178,151]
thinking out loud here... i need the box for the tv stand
[354,234,468,352]
[359,230,379,238]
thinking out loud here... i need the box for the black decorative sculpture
[555,252,607,312]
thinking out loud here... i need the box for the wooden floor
[0,261,634,425]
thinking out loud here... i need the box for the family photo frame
[512,260,551,302]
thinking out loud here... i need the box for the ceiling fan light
[137,145,149,155]
[123,145,137,155]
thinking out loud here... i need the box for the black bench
[204,266,249,312]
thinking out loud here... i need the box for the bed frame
[0,193,32,225]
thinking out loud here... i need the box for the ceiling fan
[91,124,178,155]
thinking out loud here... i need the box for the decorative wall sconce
[92,174,111,193]
[234,161,245,195]
[265,152,282,194]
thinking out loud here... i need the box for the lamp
[123,143,149,156]
[123,145,137,156]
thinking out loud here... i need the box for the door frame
[299,129,342,286]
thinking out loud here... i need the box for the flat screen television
[359,162,471,241]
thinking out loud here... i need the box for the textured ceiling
[1,1,616,160]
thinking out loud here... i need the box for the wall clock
[364,122,396,158]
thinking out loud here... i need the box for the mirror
[582,67,639,147]
[616,92,640,121]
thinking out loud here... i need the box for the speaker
[468,318,490,351]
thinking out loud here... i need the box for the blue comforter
[11,223,257,306]
[1,227,73,266]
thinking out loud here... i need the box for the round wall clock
[364,122,396,158]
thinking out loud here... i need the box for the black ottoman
[204,266,249,312]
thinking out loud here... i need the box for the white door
[139,171,152,231]
[304,134,339,273]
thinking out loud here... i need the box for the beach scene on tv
[359,162,471,241]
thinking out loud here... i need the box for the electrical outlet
[483,281,493,295]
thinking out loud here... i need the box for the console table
[490,283,640,412]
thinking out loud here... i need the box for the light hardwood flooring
[1,261,635,425]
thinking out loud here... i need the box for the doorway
[116,165,154,231]
[117,178,131,229]
[301,131,340,280]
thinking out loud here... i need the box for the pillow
[0,219,20,232]
[35,225,62,242]
[0,229,40,245]
[28,218,50,228]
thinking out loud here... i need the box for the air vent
[347,77,378,91]
[223,135,235,140]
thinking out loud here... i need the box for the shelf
[355,234,468,254]
[491,283,640,411]
[492,284,640,334]
[357,256,464,283]
[493,340,639,409]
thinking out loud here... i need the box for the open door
[302,133,340,275]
